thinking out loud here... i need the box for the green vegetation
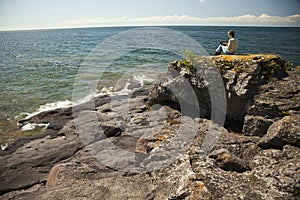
[281,111,291,116]
[182,49,201,62]
[283,62,293,71]
[180,49,215,70]
[177,59,196,71]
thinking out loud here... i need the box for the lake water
[1,26,300,144]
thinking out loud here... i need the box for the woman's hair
[228,30,235,38]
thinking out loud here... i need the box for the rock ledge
[0,55,299,200]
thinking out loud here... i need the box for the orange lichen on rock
[156,135,166,141]
[220,152,230,162]
[212,54,280,62]
[46,164,62,186]
[195,182,205,191]
[189,181,211,200]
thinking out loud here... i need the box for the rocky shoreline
[0,55,299,199]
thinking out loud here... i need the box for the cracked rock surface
[1,55,299,199]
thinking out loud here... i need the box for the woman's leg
[214,44,228,55]
[215,44,223,53]
[221,45,228,53]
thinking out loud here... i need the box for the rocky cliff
[0,55,299,200]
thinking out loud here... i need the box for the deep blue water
[0,26,300,136]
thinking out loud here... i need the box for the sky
[0,0,299,30]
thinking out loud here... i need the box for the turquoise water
[1,26,300,138]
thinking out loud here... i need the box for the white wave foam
[38,100,73,112]
[133,74,155,87]
[96,86,115,96]
[22,100,73,120]
[1,143,8,151]
[116,82,133,95]
[74,93,96,105]
[95,83,133,97]
[94,73,155,97]
[21,123,49,131]
[20,73,156,123]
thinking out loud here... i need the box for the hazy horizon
[1,0,299,31]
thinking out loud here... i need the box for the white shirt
[227,38,238,54]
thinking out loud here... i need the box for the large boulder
[149,54,290,132]
[244,66,300,136]
[258,116,300,149]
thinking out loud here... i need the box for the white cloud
[198,0,206,3]
[2,14,300,30]
[51,14,300,28]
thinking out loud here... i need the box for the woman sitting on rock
[213,29,238,56]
